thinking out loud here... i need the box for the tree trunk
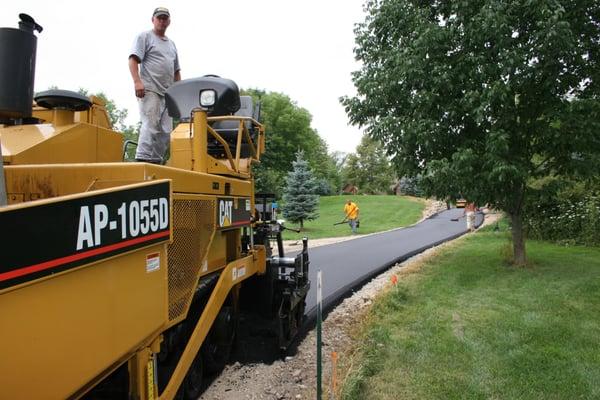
[300,219,304,230]
[510,212,527,267]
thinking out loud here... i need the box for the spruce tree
[282,151,319,229]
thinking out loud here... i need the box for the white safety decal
[237,266,246,279]
[146,253,160,273]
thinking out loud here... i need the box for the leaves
[244,89,342,197]
[342,0,600,215]
[343,135,396,194]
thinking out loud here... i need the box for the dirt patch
[199,206,502,399]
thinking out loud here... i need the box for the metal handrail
[206,116,264,173]
[122,139,138,161]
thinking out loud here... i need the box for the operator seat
[209,95,260,158]
[164,76,260,159]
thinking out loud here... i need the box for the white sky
[2,0,366,153]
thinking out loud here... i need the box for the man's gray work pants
[135,91,172,163]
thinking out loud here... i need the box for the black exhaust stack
[0,14,43,119]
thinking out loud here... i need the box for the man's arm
[128,56,145,98]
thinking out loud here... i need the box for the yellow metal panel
[97,126,125,162]
[0,245,168,400]
[33,100,112,131]
[168,125,193,170]
[0,122,122,165]
[4,163,252,205]
[209,157,252,177]
[193,110,209,173]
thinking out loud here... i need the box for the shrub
[525,181,600,246]
[398,175,423,197]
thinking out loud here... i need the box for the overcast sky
[2,0,366,154]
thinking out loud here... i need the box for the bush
[525,181,600,246]
[398,176,423,197]
[315,179,333,196]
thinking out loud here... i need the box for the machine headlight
[199,90,216,107]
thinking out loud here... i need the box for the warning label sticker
[146,253,160,273]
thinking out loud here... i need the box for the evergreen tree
[282,151,319,229]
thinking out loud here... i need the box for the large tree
[244,89,342,197]
[342,0,600,265]
[343,135,395,194]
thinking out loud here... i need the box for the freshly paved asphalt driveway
[303,208,484,319]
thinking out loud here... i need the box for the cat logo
[218,199,233,227]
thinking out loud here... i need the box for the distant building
[341,184,358,195]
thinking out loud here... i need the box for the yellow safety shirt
[344,202,359,220]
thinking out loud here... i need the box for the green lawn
[280,195,425,240]
[341,221,600,400]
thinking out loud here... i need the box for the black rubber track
[301,208,484,323]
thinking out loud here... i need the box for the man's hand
[128,56,145,98]
[134,80,145,98]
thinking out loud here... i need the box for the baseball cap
[153,7,170,18]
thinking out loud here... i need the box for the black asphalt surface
[303,208,484,320]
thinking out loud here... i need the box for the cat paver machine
[0,14,309,399]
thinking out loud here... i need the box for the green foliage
[314,178,334,196]
[342,0,600,263]
[525,179,600,246]
[397,175,423,197]
[341,228,600,399]
[243,89,342,197]
[342,135,395,194]
[282,151,319,228]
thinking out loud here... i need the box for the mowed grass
[281,195,425,240]
[341,221,600,400]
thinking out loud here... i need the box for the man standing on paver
[343,199,360,234]
[129,7,181,164]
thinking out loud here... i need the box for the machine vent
[167,198,215,321]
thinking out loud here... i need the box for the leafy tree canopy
[343,135,396,194]
[342,0,600,265]
[244,89,342,197]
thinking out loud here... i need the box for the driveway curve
[302,208,484,320]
